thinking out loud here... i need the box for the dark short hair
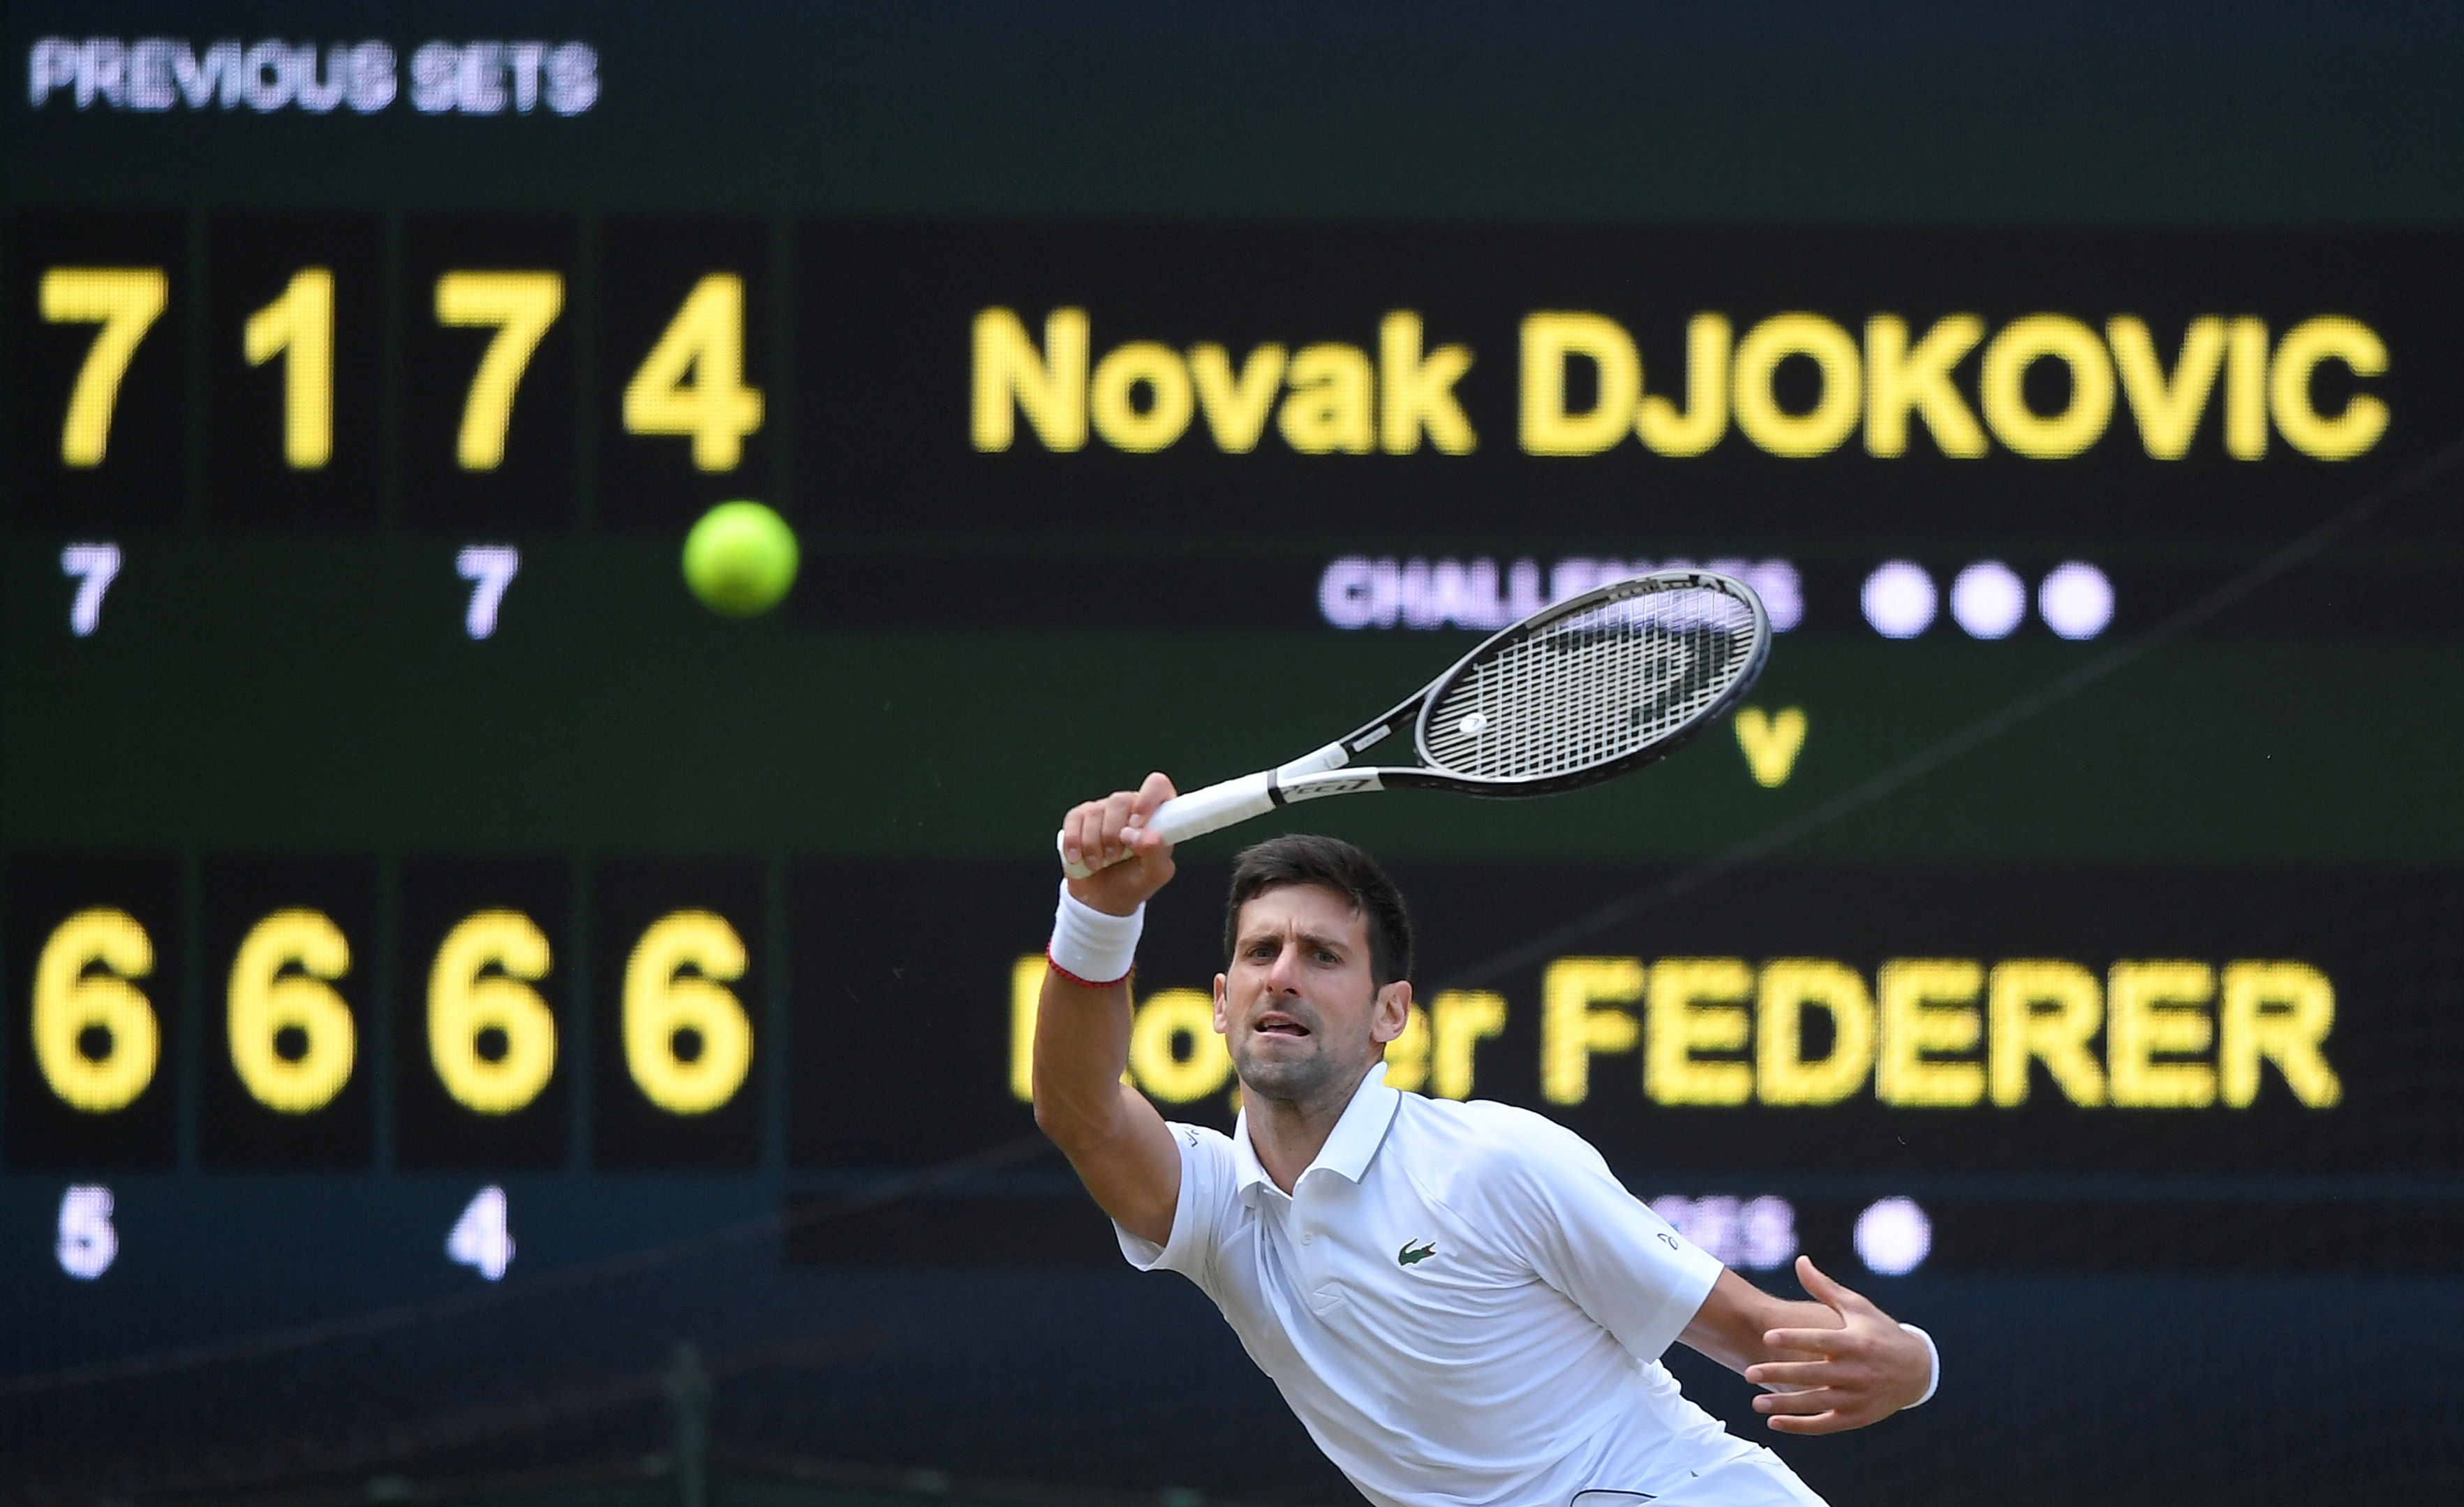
[1223,834,1413,987]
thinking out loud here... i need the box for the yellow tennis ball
[681,500,799,617]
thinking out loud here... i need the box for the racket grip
[1150,772,1278,844]
[1055,773,1277,878]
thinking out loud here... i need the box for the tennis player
[1037,774,1938,1507]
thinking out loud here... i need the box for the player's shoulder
[1156,1120,1245,1218]
[1397,1090,1597,1150]
[1390,1093,1611,1194]
[1162,1119,1238,1159]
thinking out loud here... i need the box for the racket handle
[1055,773,1277,879]
[1151,773,1279,843]
[1055,743,1359,877]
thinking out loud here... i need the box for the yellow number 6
[623,910,752,1115]
[428,910,557,1115]
[228,909,356,1114]
[31,908,158,1113]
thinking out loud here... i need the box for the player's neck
[1241,1064,1373,1194]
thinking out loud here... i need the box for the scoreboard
[12,211,2462,1273]
[6,6,2464,1504]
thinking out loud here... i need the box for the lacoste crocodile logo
[1397,1239,1437,1267]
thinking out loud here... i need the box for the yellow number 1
[623,273,764,470]
[244,268,335,469]
[40,267,168,467]
[435,271,564,470]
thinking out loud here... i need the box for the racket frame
[1067,570,1772,868]
[1279,567,1772,801]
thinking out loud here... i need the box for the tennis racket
[1060,568,1772,877]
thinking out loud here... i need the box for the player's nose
[1261,935,1307,993]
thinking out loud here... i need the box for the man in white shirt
[1037,774,1939,1507]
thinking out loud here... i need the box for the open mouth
[1255,1012,1311,1038]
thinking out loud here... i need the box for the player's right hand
[1061,772,1178,917]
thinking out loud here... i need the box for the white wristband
[1048,879,1143,986]
[1898,1323,1940,1407]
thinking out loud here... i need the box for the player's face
[1216,883,1410,1108]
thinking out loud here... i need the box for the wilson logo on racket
[1397,1239,1438,1267]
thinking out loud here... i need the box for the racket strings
[1420,583,1758,781]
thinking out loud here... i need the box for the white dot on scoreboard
[2038,561,2114,640]
[1861,561,1937,639]
[1854,1196,1932,1276]
[1951,561,2027,639]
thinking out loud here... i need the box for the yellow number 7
[435,272,564,470]
[40,267,168,468]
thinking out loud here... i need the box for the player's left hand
[1743,1256,1935,1434]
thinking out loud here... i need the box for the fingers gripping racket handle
[1056,742,1362,878]
[1057,773,1277,878]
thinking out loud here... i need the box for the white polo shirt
[1118,1066,1821,1507]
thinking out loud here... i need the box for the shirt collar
[1232,1063,1402,1208]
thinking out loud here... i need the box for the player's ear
[1370,980,1413,1044]
[1213,974,1231,1032]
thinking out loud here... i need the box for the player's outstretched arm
[1679,1256,1936,1434]
[1034,774,1185,1250]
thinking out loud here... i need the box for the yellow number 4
[40,267,168,468]
[623,273,764,471]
